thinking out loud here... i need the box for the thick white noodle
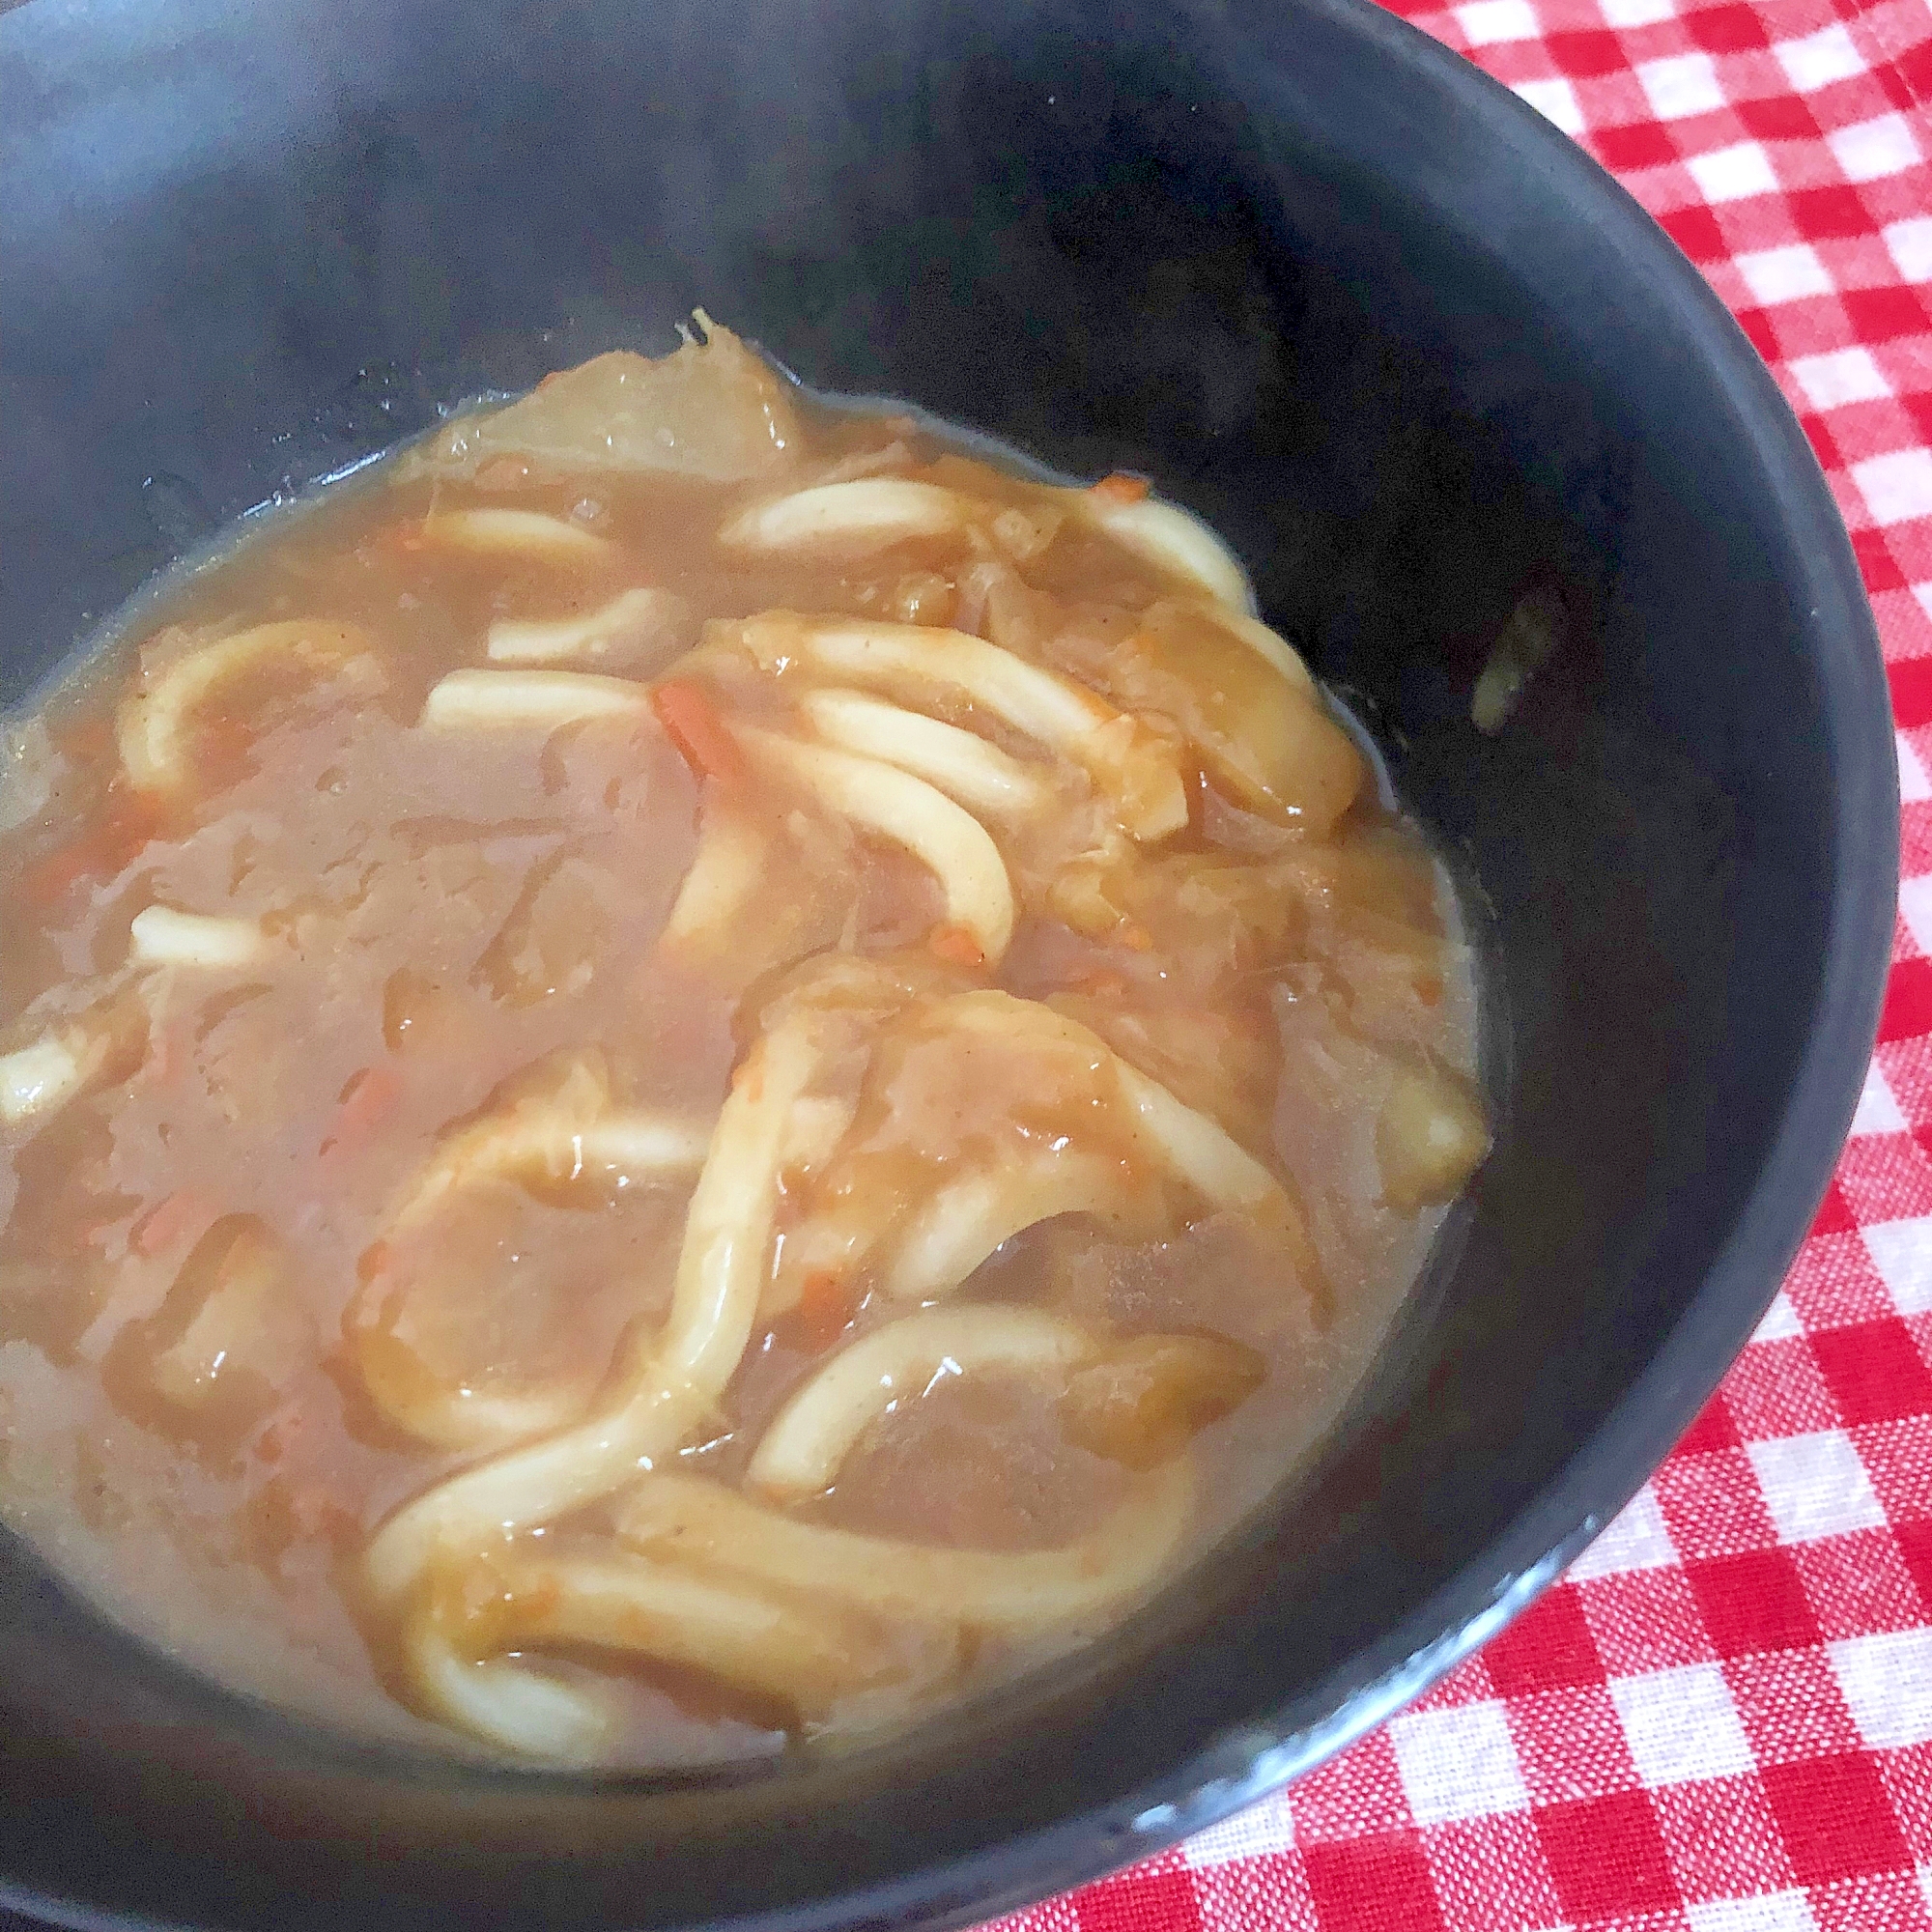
[767,984,1310,1319]
[1218,611,1316,695]
[719,478,966,554]
[941,990,1298,1224]
[486,586,688,669]
[1114,1059,1288,1218]
[734,615,1186,841]
[620,1460,1193,1634]
[405,1621,615,1764]
[797,688,1051,822]
[359,1363,582,1460]
[659,807,768,953]
[0,983,149,1132]
[747,1304,1094,1500]
[391,1099,712,1238]
[128,906,264,970]
[0,1034,84,1126]
[413,1546,907,1752]
[418,668,648,731]
[419,507,614,558]
[735,725,1014,963]
[881,1151,1132,1302]
[362,1015,822,1602]
[1071,493,1252,613]
[117,618,375,794]
[359,1094,715,1452]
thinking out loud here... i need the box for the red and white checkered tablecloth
[997,2,1932,1926]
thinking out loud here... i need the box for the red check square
[1761,1753,1914,1883]
[1074,1869,1202,1932]
[1685,1548,1825,1657]
[1479,1588,1605,1695]
[1813,1318,1932,1423]
[1298,1833,1445,1932]
[1534,1791,1684,1919]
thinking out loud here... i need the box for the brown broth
[0,323,1486,1769]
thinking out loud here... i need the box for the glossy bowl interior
[0,0,1898,1927]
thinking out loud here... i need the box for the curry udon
[0,319,1487,1767]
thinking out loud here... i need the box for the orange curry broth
[0,323,1484,1768]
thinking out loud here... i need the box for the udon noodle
[0,316,1488,1767]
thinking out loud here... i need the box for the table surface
[1003,1,1932,1927]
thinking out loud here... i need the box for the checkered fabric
[997,2,1932,1927]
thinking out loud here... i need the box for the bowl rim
[611,0,1900,1919]
[844,0,1902,1918]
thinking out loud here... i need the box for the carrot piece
[1092,472,1151,504]
[651,680,749,787]
[322,1063,405,1157]
[927,923,986,970]
[793,1270,856,1353]
[130,1187,214,1259]
[356,1238,393,1285]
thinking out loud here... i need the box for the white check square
[1735,244,1833,304]
[1687,1891,1818,1931]
[1456,0,1538,44]
[1747,1431,1887,1543]
[1514,77,1584,135]
[1829,1629,1932,1747]
[1689,142,1778,204]
[1899,733,1932,807]
[1182,1791,1295,1866]
[1388,1701,1528,1823]
[1856,448,1932,526]
[1599,0,1674,23]
[1791,348,1891,410]
[1862,1212,1932,1316]
[1851,1059,1907,1137]
[1639,52,1724,121]
[1885,215,1932,284]
[1775,23,1864,93]
[1569,1485,1677,1578]
[1611,1663,1755,1782]
[1830,113,1921,185]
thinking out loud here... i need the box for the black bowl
[0,0,1897,1926]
